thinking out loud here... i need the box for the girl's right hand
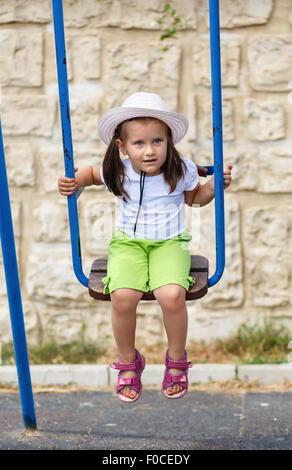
[58,168,79,196]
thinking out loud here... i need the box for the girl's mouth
[143,159,156,163]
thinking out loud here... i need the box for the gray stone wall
[0,0,291,349]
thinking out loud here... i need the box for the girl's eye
[134,141,143,146]
[154,139,162,144]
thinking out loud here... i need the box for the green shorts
[102,229,195,295]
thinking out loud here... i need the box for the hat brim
[98,107,189,145]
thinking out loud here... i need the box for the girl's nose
[145,145,154,155]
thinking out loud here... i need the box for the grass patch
[188,321,291,365]
[1,339,106,365]
[216,320,291,364]
[1,321,291,365]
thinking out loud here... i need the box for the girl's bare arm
[184,165,232,207]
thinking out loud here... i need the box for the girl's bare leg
[153,284,188,395]
[110,288,144,399]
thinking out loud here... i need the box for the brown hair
[102,117,187,201]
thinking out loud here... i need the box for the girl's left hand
[223,164,233,190]
[208,165,232,193]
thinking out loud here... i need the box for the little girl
[58,92,232,403]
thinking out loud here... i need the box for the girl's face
[116,118,168,176]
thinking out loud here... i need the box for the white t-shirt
[100,157,199,240]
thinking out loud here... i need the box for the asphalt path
[0,388,291,454]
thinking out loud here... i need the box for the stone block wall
[0,0,291,349]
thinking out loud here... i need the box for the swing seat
[88,255,208,301]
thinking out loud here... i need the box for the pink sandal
[110,349,146,403]
[162,349,193,399]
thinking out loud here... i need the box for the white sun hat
[98,92,189,145]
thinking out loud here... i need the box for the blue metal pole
[0,118,37,429]
[51,0,88,287]
[208,0,225,287]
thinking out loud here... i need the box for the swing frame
[51,0,225,297]
[0,0,224,431]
